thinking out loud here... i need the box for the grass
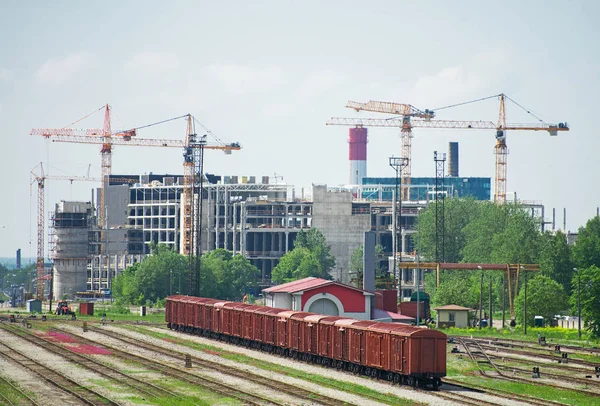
[121,324,423,406]
[447,346,600,406]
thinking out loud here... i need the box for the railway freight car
[166,295,446,388]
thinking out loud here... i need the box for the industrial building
[48,174,437,299]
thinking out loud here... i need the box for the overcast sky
[0,1,597,259]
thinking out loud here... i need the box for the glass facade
[361,177,491,201]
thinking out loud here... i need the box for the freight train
[165,295,446,389]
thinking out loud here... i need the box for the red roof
[263,277,331,293]
[263,277,373,295]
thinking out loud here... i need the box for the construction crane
[328,94,569,202]
[346,101,435,200]
[30,107,241,259]
[30,163,99,300]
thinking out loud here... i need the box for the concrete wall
[53,258,88,299]
[311,185,371,283]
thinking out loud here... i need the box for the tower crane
[30,163,100,300]
[30,107,241,261]
[346,101,435,200]
[328,94,569,203]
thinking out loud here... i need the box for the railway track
[47,324,328,406]
[0,375,40,406]
[0,323,178,401]
[457,338,599,404]
[81,324,393,406]
[0,340,118,406]
[453,335,600,359]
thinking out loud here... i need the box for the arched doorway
[308,298,339,316]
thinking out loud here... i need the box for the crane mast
[31,106,241,294]
[30,163,99,300]
[328,95,568,203]
[345,101,435,200]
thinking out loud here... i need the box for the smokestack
[448,142,459,177]
[16,249,21,269]
[349,127,367,185]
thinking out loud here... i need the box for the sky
[0,1,598,259]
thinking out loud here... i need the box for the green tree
[271,247,322,284]
[416,198,481,263]
[294,228,336,275]
[572,216,600,269]
[348,244,386,286]
[539,231,575,295]
[570,266,600,338]
[201,249,258,300]
[514,274,567,326]
[427,270,482,309]
[112,244,188,305]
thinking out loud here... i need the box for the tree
[271,229,335,284]
[569,266,600,338]
[427,270,482,309]
[416,198,481,263]
[271,247,322,284]
[201,249,258,300]
[572,216,600,269]
[294,228,336,275]
[514,274,567,326]
[348,244,386,286]
[539,231,575,295]
[112,244,188,305]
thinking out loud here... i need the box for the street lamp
[574,268,580,339]
[389,156,409,303]
[416,207,422,327]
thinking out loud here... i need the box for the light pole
[416,208,422,326]
[389,156,409,303]
[477,265,483,329]
[574,268,580,339]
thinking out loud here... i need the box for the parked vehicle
[166,295,446,388]
[55,301,73,315]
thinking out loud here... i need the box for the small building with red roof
[262,277,375,320]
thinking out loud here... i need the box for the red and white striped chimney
[348,127,367,185]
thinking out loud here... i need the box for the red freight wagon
[287,312,314,354]
[197,298,219,331]
[276,310,303,349]
[335,320,378,366]
[212,301,231,334]
[222,302,250,338]
[254,307,283,347]
[317,316,353,359]
[401,326,446,377]
[362,322,396,373]
[166,295,185,328]
[241,305,264,341]
[180,296,199,328]
[302,314,329,356]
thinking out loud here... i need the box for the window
[449,312,455,322]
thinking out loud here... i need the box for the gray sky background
[0,1,597,259]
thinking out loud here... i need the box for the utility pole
[478,266,483,329]
[489,276,493,329]
[502,274,506,328]
[575,268,581,339]
[524,272,528,335]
